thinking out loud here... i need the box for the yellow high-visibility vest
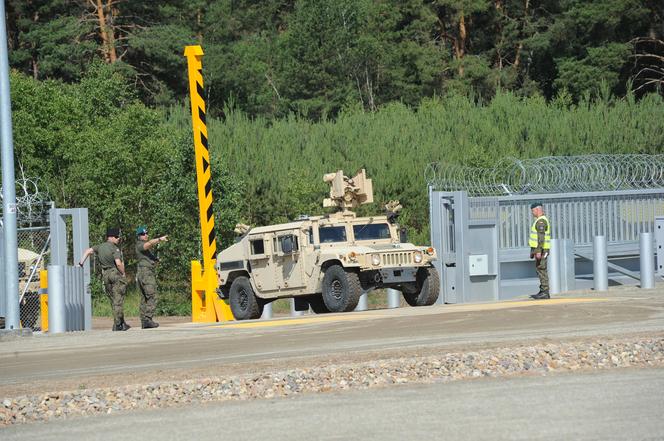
[529,215,551,249]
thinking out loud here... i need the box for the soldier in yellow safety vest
[529,202,551,299]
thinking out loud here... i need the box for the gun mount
[323,169,373,214]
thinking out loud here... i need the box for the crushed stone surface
[2,334,662,427]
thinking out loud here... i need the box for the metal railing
[465,189,664,251]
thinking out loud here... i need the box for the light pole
[0,0,20,330]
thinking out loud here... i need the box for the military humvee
[215,170,440,320]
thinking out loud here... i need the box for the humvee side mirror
[399,228,408,243]
[282,236,294,254]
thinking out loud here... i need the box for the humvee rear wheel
[229,276,263,320]
[322,265,361,312]
[402,267,440,307]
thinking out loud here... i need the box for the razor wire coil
[0,175,52,226]
[425,154,664,196]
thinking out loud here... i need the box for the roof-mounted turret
[323,169,373,215]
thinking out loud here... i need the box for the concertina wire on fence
[425,154,664,196]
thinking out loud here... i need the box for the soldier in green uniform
[135,226,168,329]
[78,227,130,331]
[529,202,551,299]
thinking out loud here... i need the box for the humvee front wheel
[402,267,440,307]
[229,276,263,320]
[322,265,361,312]
[308,295,330,314]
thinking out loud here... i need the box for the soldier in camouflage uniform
[529,202,551,300]
[135,226,168,329]
[79,227,130,331]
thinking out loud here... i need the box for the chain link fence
[1,174,52,330]
[17,227,50,330]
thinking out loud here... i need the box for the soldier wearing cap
[135,226,168,329]
[79,228,130,331]
[529,202,551,299]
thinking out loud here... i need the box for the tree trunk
[94,0,117,63]
[32,58,39,80]
[197,9,203,43]
[458,12,466,77]
[514,42,523,68]
[514,0,530,68]
[32,10,39,79]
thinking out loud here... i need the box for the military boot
[113,319,131,331]
[530,291,550,300]
[141,319,159,329]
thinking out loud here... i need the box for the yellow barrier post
[184,45,234,322]
[39,269,48,332]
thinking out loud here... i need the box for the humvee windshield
[319,225,347,243]
[353,223,391,240]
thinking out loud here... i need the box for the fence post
[593,236,608,291]
[655,217,664,278]
[387,288,400,308]
[640,232,655,289]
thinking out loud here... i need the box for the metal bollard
[46,265,66,334]
[354,291,368,311]
[261,302,273,320]
[387,288,400,308]
[593,235,608,291]
[548,239,561,295]
[640,232,655,289]
[560,239,576,292]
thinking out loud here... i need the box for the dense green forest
[6,1,664,308]
[7,0,664,116]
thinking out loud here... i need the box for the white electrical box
[469,254,489,276]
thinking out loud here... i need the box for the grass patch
[91,274,192,317]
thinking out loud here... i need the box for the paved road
[4,368,663,440]
[1,287,663,396]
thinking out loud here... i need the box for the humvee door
[271,230,306,290]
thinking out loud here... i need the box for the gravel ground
[2,333,662,427]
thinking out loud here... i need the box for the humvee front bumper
[354,249,435,271]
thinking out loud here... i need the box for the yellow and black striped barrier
[184,45,234,322]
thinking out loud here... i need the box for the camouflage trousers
[102,268,127,326]
[535,254,549,293]
[136,266,158,322]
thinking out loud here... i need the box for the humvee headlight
[413,251,423,263]
[371,254,381,266]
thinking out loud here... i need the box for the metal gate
[430,188,664,302]
[1,207,90,331]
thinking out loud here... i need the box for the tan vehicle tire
[322,265,361,312]
[229,276,263,320]
[402,266,440,307]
